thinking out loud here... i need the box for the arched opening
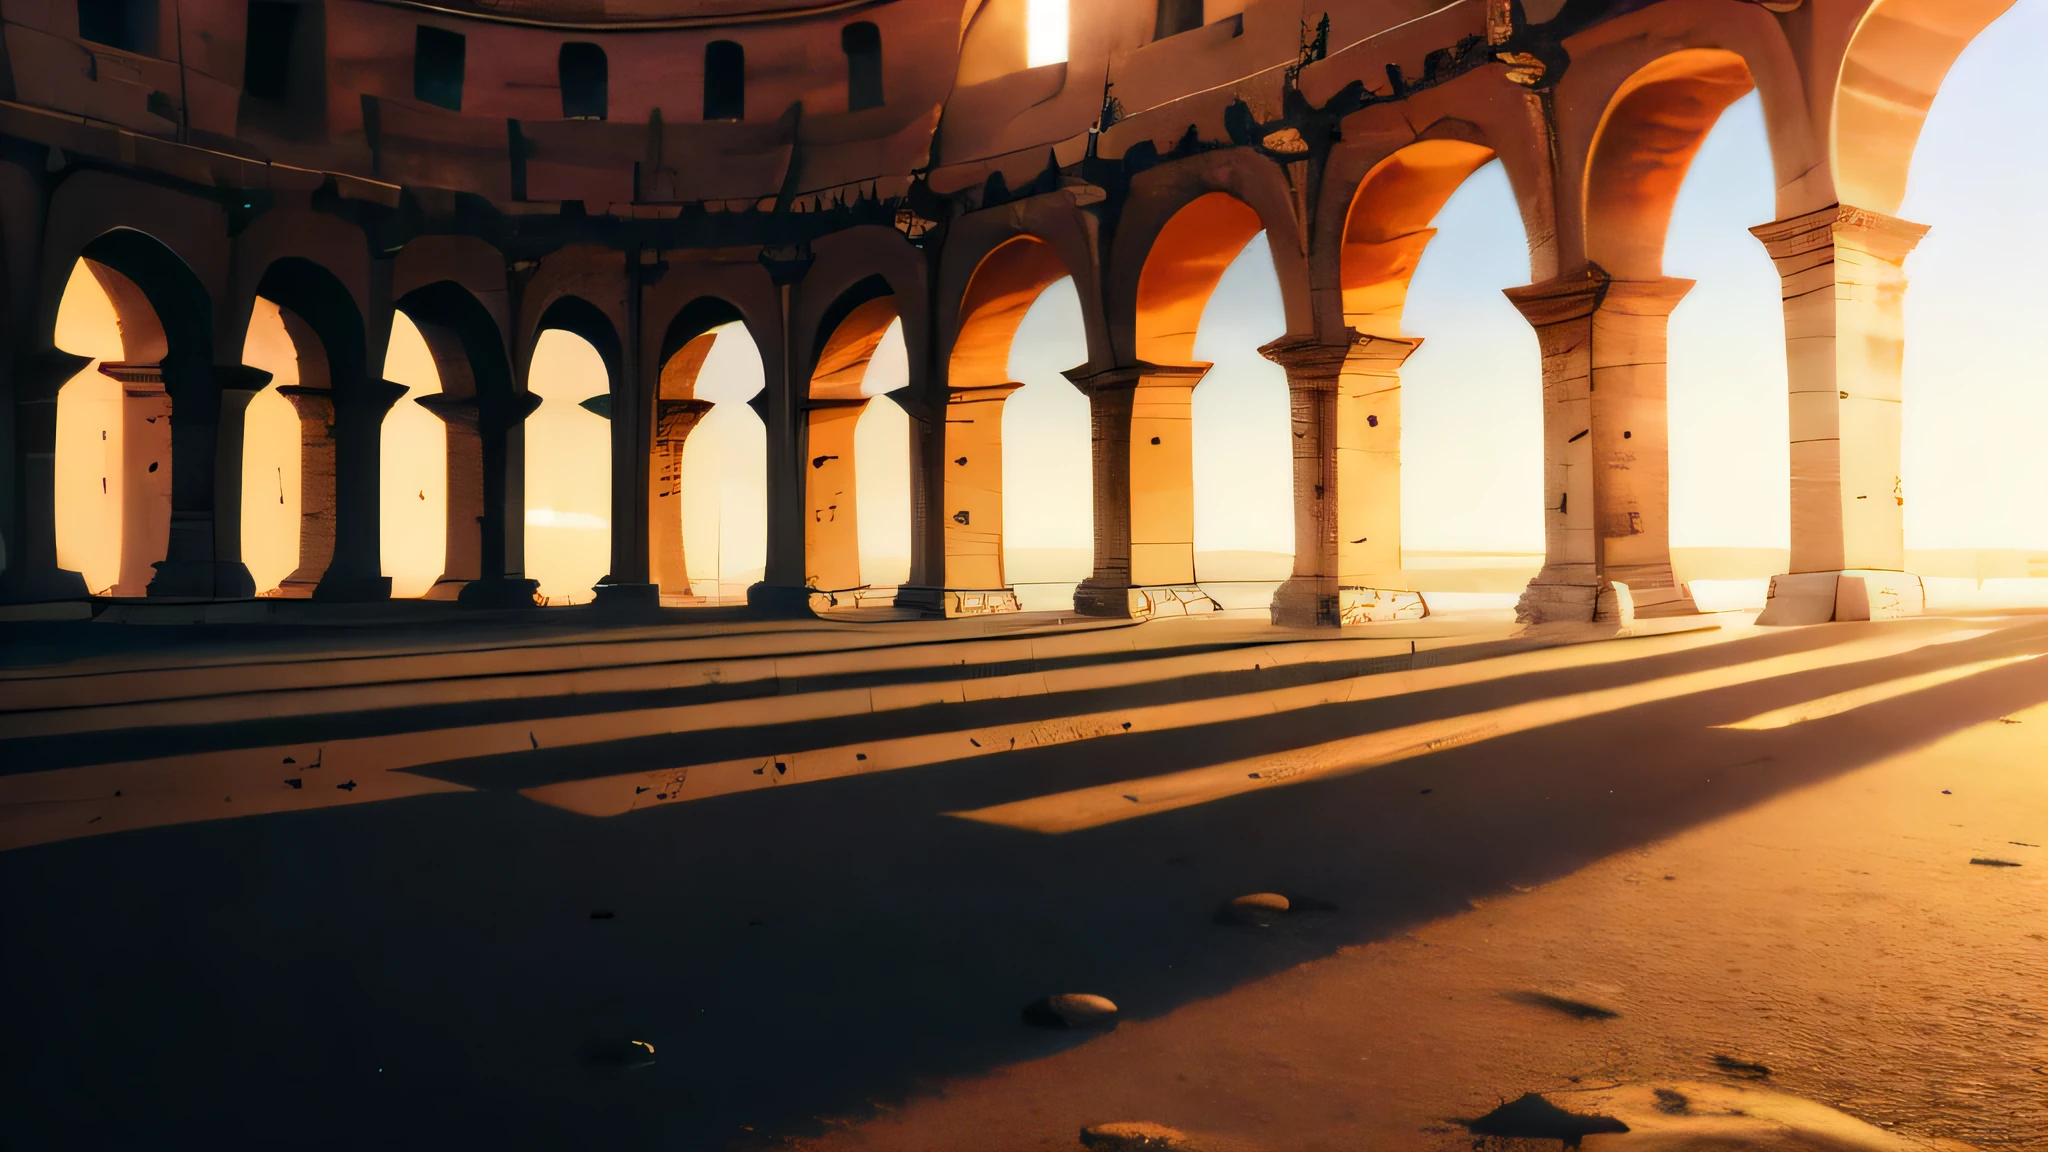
[237,298,302,596]
[1892,0,2048,608]
[523,316,613,606]
[941,234,1077,614]
[52,229,239,600]
[380,311,447,598]
[1119,190,1278,615]
[1000,278,1091,611]
[51,260,133,596]
[413,24,465,111]
[658,304,766,605]
[1343,141,1544,616]
[704,40,745,120]
[389,281,524,605]
[1545,47,1755,620]
[805,283,909,608]
[1189,233,1292,607]
[841,22,883,111]
[558,42,607,119]
[1662,90,1790,611]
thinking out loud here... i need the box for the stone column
[274,385,336,598]
[751,247,816,615]
[98,362,173,597]
[1505,265,1698,623]
[415,392,483,600]
[1259,331,1427,627]
[803,397,869,599]
[1751,204,1929,624]
[145,358,271,599]
[897,381,1023,617]
[0,349,93,605]
[317,378,407,601]
[450,387,543,608]
[596,247,660,611]
[649,396,713,597]
[1065,361,1218,620]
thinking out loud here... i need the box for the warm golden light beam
[522,624,1972,820]
[1711,654,2039,730]
[948,629,2021,835]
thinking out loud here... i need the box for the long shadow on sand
[4,621,2046,1149]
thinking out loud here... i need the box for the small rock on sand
[1022,993,1118,1029]
[1214,892,1289,924]
[1079,1121,1195,1150]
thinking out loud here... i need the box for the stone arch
[391,278,531,605]
[524,293,621,605]
[1583,47,1758,280]
[1833,0,2017,217]
[246,256,395,600]
[644,294,750,600]
[802,275,903,597]
[1131,191,1272,366]
[937,233,1076,600]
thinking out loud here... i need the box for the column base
[1516,580,1599,624]
[1269,580,1430,627]
[1599,581,1697,624]
[894,585,1021,618]
[1074,580,1219,620]
[456,577,541,609]
[591,581,661,612]
[746,583,818,618]
[146,560,256,600]
[1756,570,1925,626]
[0,565,89,606]
[313,574,394,603]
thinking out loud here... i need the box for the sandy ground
[2,616,2044,1150]
[805,659,2048,1151]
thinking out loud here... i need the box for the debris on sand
[1711,1054,1772,1079]
[1214,892,1288,925]
[582,1037,656,1068]
[1970,858,2022,867]
[1462,1092,1629,1148]
[1503,990,1620,1021]
[1023,993,1118,1029]
[1652,1088,1691,1114]
[1079,1120,1197,1150]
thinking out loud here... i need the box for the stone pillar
[415,392,483,600]
[896,381,1023,617]
[596,247,660,611]
[0,349,93,605]
[649,396,713,597]
[751,248,816,615]
[1259,331,1427,627]
[317,378,407,601]
[1750,204,1929,624]
[803,397,869,599]
[98,362,173,597]
[274,385,336,598]
[1065,362,1219,620]
[144,358,271,599]
[1505,265,1698,623]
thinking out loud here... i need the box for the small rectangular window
[842,22,882,112]
[413,25,465,111]
[558,42,606,119]
[704,40,744,120]
[78,0,158,54]
[243,1,299,101]
[1153,0,1201,40]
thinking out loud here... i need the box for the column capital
[1060,361,1211,394]
[1503,264,1611,327]
[1749,203,1929,265]
[416,392,481,428]
[947,380,1025,402]
[1258,329,1357,374]
[215,365,274,396]
[99,361,166,397]
[16,348,92,402]
[275,385,336,419]
[656,396,714,442]
[1600,275,1694,319]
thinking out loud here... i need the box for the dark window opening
[558,41,606,119]
[1153,0,1201,40]
[704,40,744,120]
[78,0,158,54]
[413,25,465,111]
[243,1,300,101]
[841,22,882,112]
